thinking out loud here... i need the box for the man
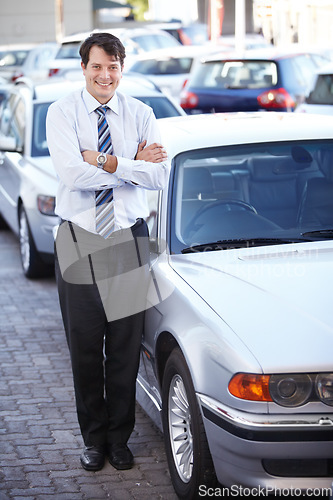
[46,32,169,472]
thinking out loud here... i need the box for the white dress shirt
[46,87,170,233]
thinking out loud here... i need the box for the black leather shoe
[80,445,105,471]
[108,443,134,470]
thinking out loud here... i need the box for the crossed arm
[81,140,167,174]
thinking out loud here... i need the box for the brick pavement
[0,228,178,500]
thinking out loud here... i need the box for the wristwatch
[96,152,107,169]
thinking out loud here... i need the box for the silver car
[0,42,59,83]
[137,112,333,498]
[0,76,184,278]
[296,63,333,115]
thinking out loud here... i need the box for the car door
[0,90,25,233]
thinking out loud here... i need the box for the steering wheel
[184,199,257,239]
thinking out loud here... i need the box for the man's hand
[135,140,167,163]
[82,150,117,173]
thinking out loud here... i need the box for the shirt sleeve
[46,100,124,192]
[115,108,170,191]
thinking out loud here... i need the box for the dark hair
[79,32,126,67]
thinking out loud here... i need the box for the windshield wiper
[301,229,333,240]
[181,237,306,254]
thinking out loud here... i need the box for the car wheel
[0,213,9,229]
[19,205,46,279]
[162,348,217,499]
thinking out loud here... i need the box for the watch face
[97,153,107,165]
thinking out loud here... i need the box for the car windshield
[0,49,30,67]
[170,140,333,253]
[55,43,80,59]
[32,102,51,157]
[306,73,333,104]
[131,34,180,51]
[136,96,182,118]
[31,96,180,157]
[190,60,278,89]
[131,57,193,75]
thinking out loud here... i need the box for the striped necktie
[95,106,115,238]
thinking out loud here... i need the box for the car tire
[19,205,48,279]
[162,347,217,499]
[0,213,9,229]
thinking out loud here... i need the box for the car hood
[170,241,333,372]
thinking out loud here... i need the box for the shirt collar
[82,87,120,116]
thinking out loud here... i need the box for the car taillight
[257,88,295,110]
[11,72,23,82]
[180,90,199,109]
[49,68,60,78]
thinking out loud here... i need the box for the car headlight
[229,372,333,407]
[316,373,333,406]
[269,374,312,407]
[37,195,56,216]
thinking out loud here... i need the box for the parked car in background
[296,63,333,115]
[218,33,273,51]
[48,27,182,77]
[151,21,209,45]
[137,111,333,498]
[0,42,59,82]
[0,74,184,278]
[180,49,330,114]
[126,44,222,101]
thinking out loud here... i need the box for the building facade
[0,0,332,47]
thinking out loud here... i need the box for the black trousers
[54,218,150,447]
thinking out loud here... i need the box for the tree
[130,0,149,21]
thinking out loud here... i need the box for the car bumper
[199,394,333,489]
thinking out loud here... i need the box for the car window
[132,57,192,75]
[307,74,333,104]
[190,60,278,89]
[32,102,51,157]
[0,49,30,67]
[131,34,179,52]
[56,43,80,59]
[0,92,24,148]
[170,140,333,253]
[13,98,25,145]
[135,96,182,119]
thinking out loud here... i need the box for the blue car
[180,49,329,114]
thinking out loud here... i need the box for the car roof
[127,44,221,62]
[59,27,179,45]
[200,47,330,64]
[157,112,333,158]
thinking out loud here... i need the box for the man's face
[82,45,123,104]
